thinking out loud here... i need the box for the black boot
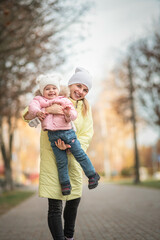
[88,173,100,189]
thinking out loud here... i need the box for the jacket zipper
[76,101,78,109]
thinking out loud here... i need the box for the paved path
[0,183,160,240]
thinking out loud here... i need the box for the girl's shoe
[61,183,71,195]
[88,172,100,189]
[65,237,74,240]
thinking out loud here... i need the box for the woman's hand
[55,139,71,150]
[24,112,33,120]
[46,104,64,115]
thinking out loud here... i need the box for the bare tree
[130,27,160,133]
[110,20,160,183]
[112,56,140,183]
[0,0,92,190]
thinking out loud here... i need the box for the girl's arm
[22,107,45,123]
[23,103,63,121]
[63,99,77,122]
[22,101,64,122]
[29,96,52,121]
[28,97,42,118]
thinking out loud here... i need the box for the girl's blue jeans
[48,129,95,185]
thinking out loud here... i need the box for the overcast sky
[62,0,160,87]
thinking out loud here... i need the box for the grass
[138,180,160,189]
[0,189,35,216]
[111,178,160,189]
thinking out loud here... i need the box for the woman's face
[69,83,89,101]
[43,85,59,99]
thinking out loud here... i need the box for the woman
[23,67,97,240]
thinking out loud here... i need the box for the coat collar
[69,98,83,109]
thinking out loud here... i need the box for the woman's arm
[45,104,64,115]
[24,112,33,120]
[22,107,33,121]
[23,103,64,122]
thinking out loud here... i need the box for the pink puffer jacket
[28,96,77,131]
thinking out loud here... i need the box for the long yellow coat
[23,98,93,200]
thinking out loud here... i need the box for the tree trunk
[128,58,140,184]
[132,115,140,183]
[0,117,14,191]
[1,138,13,190]
[4,167,13,191]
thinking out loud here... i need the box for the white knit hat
[36,73,62,95]
[68,67,92,90]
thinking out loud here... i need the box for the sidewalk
[0,183,160,240]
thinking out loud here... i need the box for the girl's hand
[36,111,47,121]
[55,139,71,150]
[46,104,64,115]
[63,106,71,118]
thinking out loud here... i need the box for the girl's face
[43,85,59,99]
[69,83,89,101]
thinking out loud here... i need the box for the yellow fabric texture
[22,98,93,200]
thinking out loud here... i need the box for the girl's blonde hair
[35,89,42,96]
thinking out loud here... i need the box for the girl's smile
[43,85,59,99]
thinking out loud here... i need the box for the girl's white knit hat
[68,67,92,90]
[36,73,62,95]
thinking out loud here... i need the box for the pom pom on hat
[68,67,92,90]
[36,73,62,95]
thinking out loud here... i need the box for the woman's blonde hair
[82,98,89,116]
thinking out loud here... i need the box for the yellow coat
[23,98,93,200]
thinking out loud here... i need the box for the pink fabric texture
[28,96,77,131]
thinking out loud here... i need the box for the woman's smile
[74,91,82,98]
[69,84,89,100]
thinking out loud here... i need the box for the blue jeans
[48,129,95,185]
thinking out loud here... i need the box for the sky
[81,0,159,76]
[62,0,160,102]
[61,0,160,146]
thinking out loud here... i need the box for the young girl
[28,73,100,196]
